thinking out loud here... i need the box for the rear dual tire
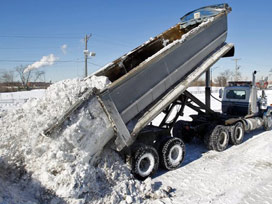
[131,137,185,179]
[160,137,185,170]
[132,144,159,180]
[205,125,229,152]
[230,122,245,145]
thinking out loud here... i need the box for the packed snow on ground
[0,76,168,204]
[151,129,272,204]
[151,89,272,204]
[1,83,272,204]
[0,89,45,112]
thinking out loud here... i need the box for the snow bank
[0,76,168,204]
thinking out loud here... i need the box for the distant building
[0,82,52,92]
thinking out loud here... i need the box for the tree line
[192,69,243,87]
[0,65,48,91]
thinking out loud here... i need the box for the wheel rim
[168,144,183,166]
[137,153,155,177]
[235,126,243,140]
[219,131,228,147]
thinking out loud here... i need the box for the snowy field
[0,89,45,112]
[0,87,221,116]
[0,86,272,204]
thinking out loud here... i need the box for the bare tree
[15,65,32,89]
[15,65,45,90]
[191,79,205,86]
[0,71,14,83]
[234,70,242,81]
[215,69,233,87]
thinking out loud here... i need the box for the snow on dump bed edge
[140,17,215,66]
[0,76,169,204]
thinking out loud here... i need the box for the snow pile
[0,76,167,203]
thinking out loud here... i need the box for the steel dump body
[94,5,232,148]
[43,4,234,151]
[99,15,227,125]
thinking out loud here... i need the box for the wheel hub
[137,153,155,177]
[219,132,228,146]
[169,144,183,166]
[235,127,243,140]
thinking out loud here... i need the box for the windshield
[180,4,229,26]
[226,90,246,100]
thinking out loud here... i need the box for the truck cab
[221,71,270,118]
[221,82,258,116]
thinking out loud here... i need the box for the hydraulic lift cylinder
[205,68,211,109]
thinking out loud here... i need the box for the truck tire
[131,144,159,180]
[204,124,216,150]
[205,125,229,152]
[172,120,193,143]
[242,119,250,133]
[230,122,244,145]
[160,137,185,170]
[264,115,272,131]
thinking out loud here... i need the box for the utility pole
[84,34,92,77]
[232,58,241,81]
[211,66,219,86]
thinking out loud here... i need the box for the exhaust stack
[251,71,258,114]
[252,70,257,88]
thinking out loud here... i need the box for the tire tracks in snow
[151,130,272,204]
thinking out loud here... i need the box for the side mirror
[219,88,223,98]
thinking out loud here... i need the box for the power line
[0,35,81,39]
[92,33,133,47]
[0,33,134,48]
[0,46,77,50]
[93,36,132,48]
[242,62,272,68]
[0,59,84,63]
[87,62,101,67]
[0,59,102,67]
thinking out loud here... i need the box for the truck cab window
[226,90,246,100]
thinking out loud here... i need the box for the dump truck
[43,4,238,179]
[172,71,272,152]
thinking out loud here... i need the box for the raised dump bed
[44,4,234,153]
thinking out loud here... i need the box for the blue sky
[1,0,272,82]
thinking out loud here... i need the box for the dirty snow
[0,12,271,203]
[1,85,271,203]
[0,76,167,204]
